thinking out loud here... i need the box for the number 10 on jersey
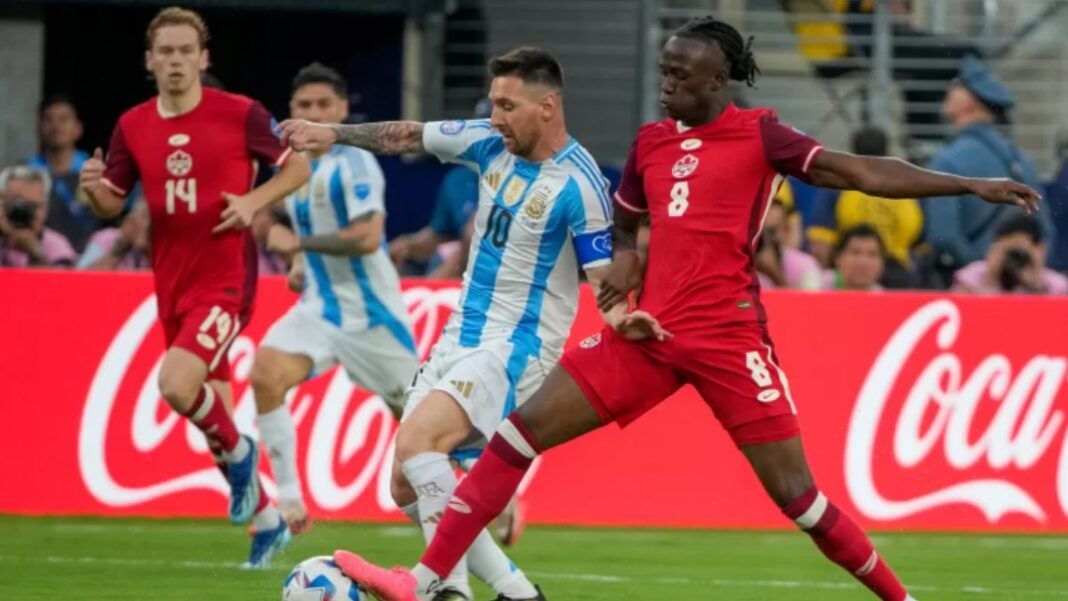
[165,178,197,214]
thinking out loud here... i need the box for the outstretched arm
[279,119,425,155]
[808,149,1041,212]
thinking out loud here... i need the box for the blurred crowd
[4,55,1068,296]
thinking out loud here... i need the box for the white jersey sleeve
[564,162,614,269]
[337,147,386,220]
[422,119,502,173]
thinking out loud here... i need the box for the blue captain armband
[574,229,613,268]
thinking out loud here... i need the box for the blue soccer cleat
[241,519,291,569]
[227,434,261,525]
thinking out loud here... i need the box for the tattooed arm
[278,119,425,155]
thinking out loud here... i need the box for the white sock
[413,563,443,600]
[225,435,250,464]
[252,504,281,531]
[468,529,538,598]
[402,453,471,597]
[258,405,301,503]
[400,500,420,523]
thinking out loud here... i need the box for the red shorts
[161,300,248,381]
[559,324,800,446]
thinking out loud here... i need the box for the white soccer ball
[282,556,363,601]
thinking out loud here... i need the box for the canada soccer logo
[671,154,699,178]
[166,150,193,177]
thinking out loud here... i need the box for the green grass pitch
[0,515,1065,599]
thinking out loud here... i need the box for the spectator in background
[823,224,885,292]
[251,207,289,275]
[807,126,921,288]
[953,214,1067,295]
[0,165,76,268]
[27,95,101,253]
[78,196,151,270]
[1045,134,1068,273]
[756,199,822,290]
[923,56,1052,286]
[389,100,490,278]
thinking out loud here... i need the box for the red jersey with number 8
[102,88,292,321]
[614,104,823,333]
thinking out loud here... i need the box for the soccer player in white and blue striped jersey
[249,64,418,556]
[279,47,664,601]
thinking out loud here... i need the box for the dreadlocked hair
[675,16,760,87]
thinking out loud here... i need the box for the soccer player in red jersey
[330,17,1040,601]
[78,7,310,567]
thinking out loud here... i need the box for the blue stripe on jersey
[296,194,342,327]
[511,181,574,354]
[458,136,506,172]
[501,344,532,418]
[566,151,611,222]
[459,167,541,347]
[340,146,367,178]
[324,165,414,350]
[348,257,417,353]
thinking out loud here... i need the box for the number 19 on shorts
[669,181,690,217]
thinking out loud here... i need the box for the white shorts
[261,303,419,410]
[402,335,550,449]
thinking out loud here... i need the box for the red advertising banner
[3,269,1068,531]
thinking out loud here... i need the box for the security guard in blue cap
[923,55,1053,278]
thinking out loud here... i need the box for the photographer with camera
[0,165,77,268]
[952,214,1067,295]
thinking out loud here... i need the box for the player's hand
[279,119,337,153]
[389,236,412,267]
[596,250,643,312]
[968,178,1042,214]
[214,192,257,234]
[615,310,672,342]
[78,148,107,200]
[287,262,306,293]
[8,228,41,255]
[267,223,300,256]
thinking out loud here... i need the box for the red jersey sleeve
[759,115,824,182]
[613,139,647,214]
[102,122,138,197]
[245,101,292,168]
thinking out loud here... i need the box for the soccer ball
[282,556,363,601]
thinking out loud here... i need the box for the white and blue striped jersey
[283,145,415,352]
[423,119,613,366]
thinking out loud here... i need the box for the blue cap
[957,54,1014,110]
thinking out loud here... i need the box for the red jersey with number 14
[102,88,292,320]
[615,104,823,333]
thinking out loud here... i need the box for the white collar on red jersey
[675,120,692,133]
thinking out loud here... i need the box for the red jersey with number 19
[614,103,823,333]
[102,88,292,321]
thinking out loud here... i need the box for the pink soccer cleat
[333,550,419,601]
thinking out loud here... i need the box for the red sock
[207,439,229,479]
[254,476,270,514]
[783,488,908,601]
[183,385,240,453]
[420,414,540,578]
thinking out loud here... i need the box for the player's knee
[394,421,442,462]
[764,468,815,508]
[158,373,197,410]
[250,353,287,395]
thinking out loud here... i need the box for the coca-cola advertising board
[3,269,1068,531]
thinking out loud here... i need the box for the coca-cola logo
[846,299,1068,523]
[78,285,462,513]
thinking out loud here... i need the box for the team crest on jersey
[484,171,503,193]
[523,185,552,220]
[672,154,699,179]
[440,120,466,135]
[502,176,527,207]
[354,182,371,200]
[168,133,190,147]
[681,138,702,151]
[313,179,327,203]
[166,150,192,177]
[579,333,602,349]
